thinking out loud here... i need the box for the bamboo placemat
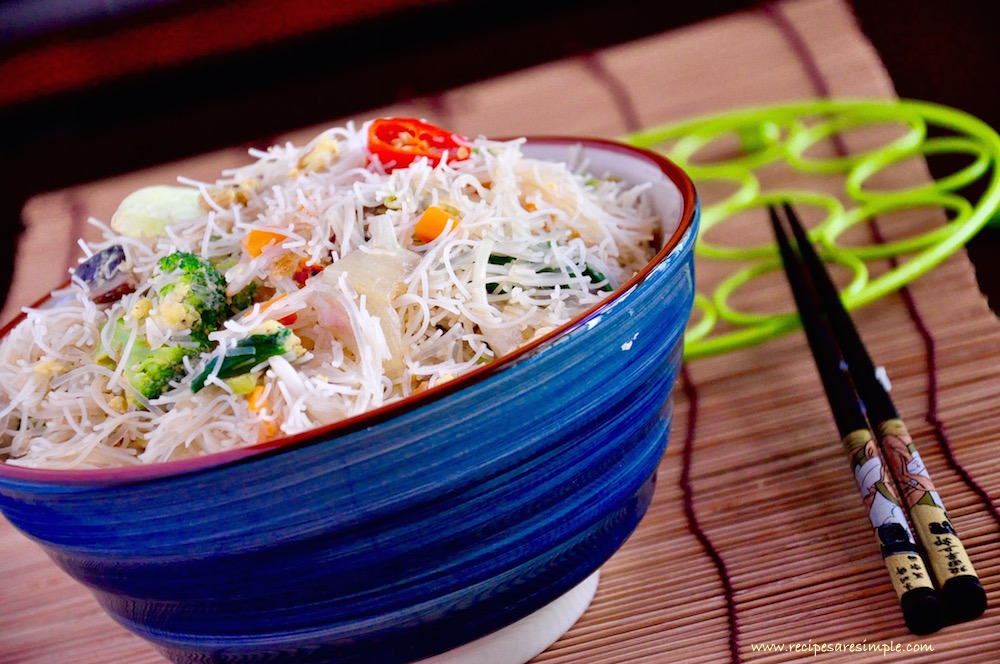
[3,0,999,662]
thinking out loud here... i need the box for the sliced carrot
[260,422,281,440]
[248,385,267,413]
[242,229,289,257]
[248,385,281,440]
[259,293,297,325]
[260,293,287,310]
[415,206,457,242]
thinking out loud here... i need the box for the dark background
[850,1,1000,310]
[1,0,998,309]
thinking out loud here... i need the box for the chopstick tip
[900,587,944,635]
[941,575,988,623]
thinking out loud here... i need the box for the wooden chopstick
[769,204,943,635]
[776,202,987,624]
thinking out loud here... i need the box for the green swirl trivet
[622,99,1000,360]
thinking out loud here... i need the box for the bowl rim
[0,136,697,486]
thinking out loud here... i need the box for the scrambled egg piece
[152,283,200,330]
[290,136,340,178]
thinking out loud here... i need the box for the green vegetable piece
[153,251,228,346]
[99,319,196,405]
[488,254,516,266]
[485,253,613,294]
[224,372,261,395]
[583,265,614,292]
[126,344,195,402]
[191,322,302,393]
[228,281,260,313]
[486,254,516,294]
[93,251,228,405]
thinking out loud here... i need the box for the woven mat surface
[3,1,1000,661]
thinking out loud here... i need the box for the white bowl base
[417,569,600,664]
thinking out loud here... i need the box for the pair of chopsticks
[769,203,986,635]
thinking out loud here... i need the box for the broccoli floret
[91,253,228,406]
[97,319,197,405]
[191,320,304,392]
[228,280,260,313]
[150,251,228,346]
[125,343,195,402]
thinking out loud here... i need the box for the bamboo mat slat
[3,0,1000,662]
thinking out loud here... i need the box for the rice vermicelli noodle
[0,119,659,468]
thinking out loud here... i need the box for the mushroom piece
[73,245,136,304]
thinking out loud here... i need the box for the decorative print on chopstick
[842,428,934,601]
[878,419,984,621]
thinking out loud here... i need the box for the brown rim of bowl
[0,137,697,486]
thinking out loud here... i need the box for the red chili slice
[292,260,324,287]
[367,117,470,171]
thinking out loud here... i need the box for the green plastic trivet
[622,99,1000,360]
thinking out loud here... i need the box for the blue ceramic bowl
[0,138,699,663]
